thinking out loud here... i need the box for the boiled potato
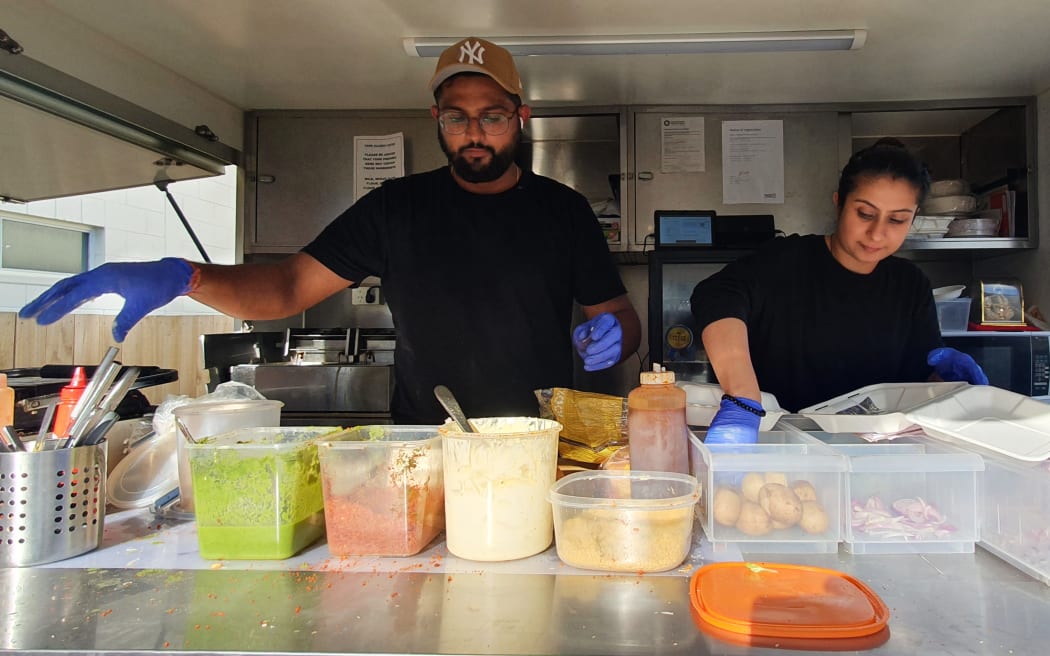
[736,500,772,536]
[741,472,766,503]
[790,480,818,502]
[799,500,829,534]
[758,483,802,527]
[764,472,788,487]
[712,487,743,527]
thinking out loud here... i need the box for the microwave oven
[941,332,1050,399]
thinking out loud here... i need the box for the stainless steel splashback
[519,113,621,206]
[231,363,392,413]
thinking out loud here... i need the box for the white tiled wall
[0,166,238,315]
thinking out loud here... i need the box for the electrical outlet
[351,286,382,305]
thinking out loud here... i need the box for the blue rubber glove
[927,347,989,385]
[704,396,763,445]
[572,312,622,371]
[19,258,196,342]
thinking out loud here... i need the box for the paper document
[354,133,405,201]
[721,120,784,204]
[661,116,706,173]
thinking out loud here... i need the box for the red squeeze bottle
[52,366,87,438]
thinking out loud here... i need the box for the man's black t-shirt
[303,167,627,424]
[690,234,942,412]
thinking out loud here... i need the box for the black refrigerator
[646,249,756,384]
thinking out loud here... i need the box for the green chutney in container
[188,426,345,559]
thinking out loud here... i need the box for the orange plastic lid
[690,562,890,640]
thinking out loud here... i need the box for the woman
[690,138,987,444]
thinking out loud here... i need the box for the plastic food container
[907,386,1050,461]
[936,298,972,332]
[188,426,345,559]
[690,563,890,641]
[549,470,699,572]
[817,434,983,554]
[318,425,443,556]
[946,217,999,237]
[798,382,968,434]
[969,443,1050,586]
[678,382,785,431]
[173,400,283,512]
[689,430,847,553]
[909,215,955,237]
[440,417,561,561]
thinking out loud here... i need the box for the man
[20,36,641,424]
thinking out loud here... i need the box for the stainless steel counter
[2,509,1049,655]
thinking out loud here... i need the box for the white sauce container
[440,417,562,561]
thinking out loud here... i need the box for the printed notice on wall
[721,120,784,204]
[354,133,405,201]
[661,116,705,173]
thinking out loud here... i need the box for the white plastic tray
[677,382,785,431]
[905,386,1050,462]
[798,382,968,434]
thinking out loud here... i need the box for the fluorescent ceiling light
[404,30,866,57]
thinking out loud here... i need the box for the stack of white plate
[929,179,971,197]
[911,180,977,238]
[908,215,955,239]
[922,194,977,215]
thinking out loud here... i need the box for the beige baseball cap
[428,37,524,97]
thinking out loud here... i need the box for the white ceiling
[18,0,1050,111]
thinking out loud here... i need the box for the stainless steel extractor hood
[0,50,239,203]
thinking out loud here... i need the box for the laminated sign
[354,133,405,201]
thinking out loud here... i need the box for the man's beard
[439,128,519,183]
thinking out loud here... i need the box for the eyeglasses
[437,110,518,136]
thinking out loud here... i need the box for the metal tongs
[21,346,139,450]
[66,363,140,448]
[0,425,26,452]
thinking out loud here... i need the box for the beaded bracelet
[721,393,767,417]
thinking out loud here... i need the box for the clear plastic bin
[689,430,847,553]
[936,298,972,332]
[188,426,346,559]
[173,399,283,512]
[549,470,698,572]
[817,433,983,554]
[318,425,443,557]
[975,448,1050,585]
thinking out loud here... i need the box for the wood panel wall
[2,313,237,404]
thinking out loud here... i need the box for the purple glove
[704,395,763,445]
[19,258,196,342]
[572,312,622,371]
[928,347,989,385]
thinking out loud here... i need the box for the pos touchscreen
[653,210,716,248]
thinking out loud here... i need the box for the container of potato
[689,431,847,554]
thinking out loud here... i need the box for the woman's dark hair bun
[870,136,908,150]
[836,136,931,208]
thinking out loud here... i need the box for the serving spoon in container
[433,385,475,432]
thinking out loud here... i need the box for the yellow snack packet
[535,387,627,449]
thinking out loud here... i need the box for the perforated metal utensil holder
[0,443,106,566]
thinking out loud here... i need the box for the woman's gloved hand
[927,347,989,385]
[704,395,764,445]
[19,258,197,342]
[572,312,622,371]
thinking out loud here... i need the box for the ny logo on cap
[459,40,485,65]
